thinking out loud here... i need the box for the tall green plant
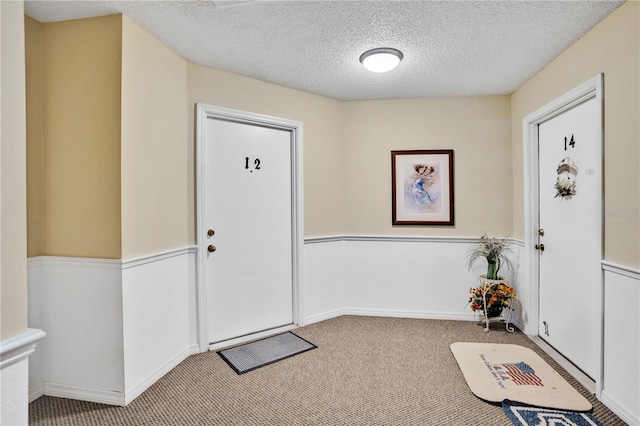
[465,233,515,280]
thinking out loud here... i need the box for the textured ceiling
[24,0,624,101]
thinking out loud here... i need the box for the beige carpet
[451,342,592,411]
[29,316,625,425]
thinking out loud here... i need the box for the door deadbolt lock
[207,229,215,237]
[538,228,545,237]
[535,243,545,252]
[207,245,216,253]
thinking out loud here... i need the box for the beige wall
[25,16,44,257]
[121,16,189,259]
[41,15,122,258]
[187,64,347,239]
[511,1,640,267]
[186,67,512,240]
[27,14,191,259]
[1,0,28,339]
[23,3,638,265]
[343,96,512,237]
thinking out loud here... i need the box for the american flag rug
[503,400,604,426]
[498,362,544,386]
[450,342,592,411]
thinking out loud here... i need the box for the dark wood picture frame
[391,150,454,225]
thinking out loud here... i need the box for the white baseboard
[304,309,345,326]
[304,308,524,330]
[43,382,126,406]
[601,390,639,426]
[29,382,44,403]
[189,343,200,355]
[124,346,193,405]
[35,343,199,406]
[342,307,477,321]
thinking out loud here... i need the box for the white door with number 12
[204,116,294,345]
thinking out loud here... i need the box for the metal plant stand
[478,276,516,333]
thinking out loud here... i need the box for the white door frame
[522,74,603,395]
[195,103,304,353]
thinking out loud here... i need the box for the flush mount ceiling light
[359,48,404,73]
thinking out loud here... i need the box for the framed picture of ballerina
[391,150,454,225]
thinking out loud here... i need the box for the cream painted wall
[343,96,512,237]
[41,15,122,259]
[24,2,637,263]
[25,16,43,258]
[187,64,346,239]
[511,1,640,267]
[1,0,28,339]
[186,67,512,240]
[121,16,189,259]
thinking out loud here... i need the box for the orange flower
[467,282,516,314]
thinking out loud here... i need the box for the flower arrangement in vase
[465,232,515,281]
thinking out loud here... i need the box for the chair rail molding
[1,328,46,369]
[601,260,640,280]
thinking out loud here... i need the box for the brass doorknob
[208,245,216,253]
[207,229,215,237]
[535,243,545,252]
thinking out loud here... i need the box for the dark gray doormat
[217,332,317,374]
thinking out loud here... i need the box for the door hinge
[542,320,549,336]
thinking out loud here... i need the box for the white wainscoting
[27,238,636,423]
[303,238,349,324]
[303,236,524,331]
[1,328,46,425]
[121,248,198,404]
[28,248,197,406]
[28,256,125,405]
[2,358,30,426]
[27,260,45,401]
[601,261,640,426]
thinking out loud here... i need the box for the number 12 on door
[244,157,261,172]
